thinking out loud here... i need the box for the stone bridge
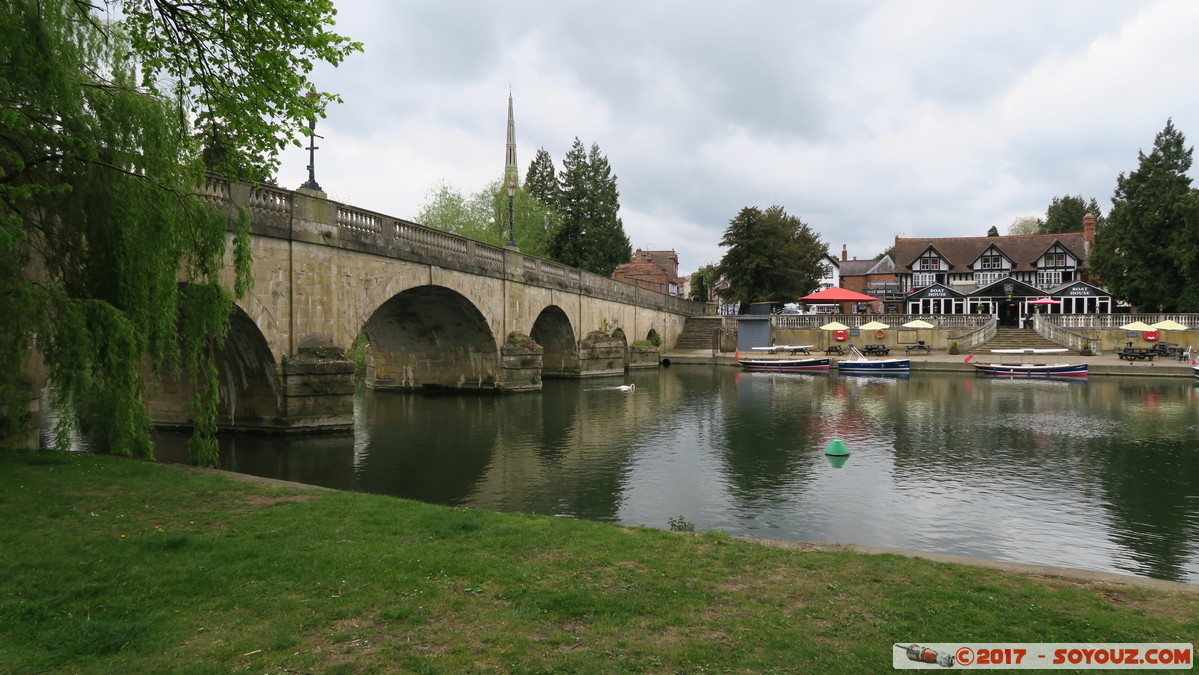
[146,180,702,433]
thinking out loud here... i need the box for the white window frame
[1036,271,1063,288]
[979,255,1003,270]
[974,270,1009,286]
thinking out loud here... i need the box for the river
[152,366,1199,583]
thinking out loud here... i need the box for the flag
[963,353,974,363]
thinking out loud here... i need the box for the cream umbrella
[1118,321,1154,331]
[859,320,891,343]
[901,319,935,350]
[819,320,850,351]
[1150,320,1188,331]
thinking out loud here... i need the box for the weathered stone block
[627,345,661,369]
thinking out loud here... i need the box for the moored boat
[973,348,1088,378]
[835,346,911,373]
[737,355,831,372]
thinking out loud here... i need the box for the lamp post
[505,180,517,248]
[300,89,323,191]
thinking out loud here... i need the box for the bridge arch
[364,285,500,390]
[530,305,578,378]
[147,296,283,431]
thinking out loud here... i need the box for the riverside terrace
[667,313,1199,378]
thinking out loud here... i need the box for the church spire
[505,88,518,187]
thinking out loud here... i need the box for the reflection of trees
[888,375,1199,581]
[1090,425,1199,582]
[717,373,822,506]
[463,375,674,520]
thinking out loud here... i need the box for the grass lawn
[0,451,1194,673]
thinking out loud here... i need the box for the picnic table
[1117,346,1157,361]
[1154,342,1180,357]
[905,343,931,355]
[824,345,845,355]
[862,344,890,356]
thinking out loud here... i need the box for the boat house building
[892,214,1114,326]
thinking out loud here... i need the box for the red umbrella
[799,287,880,303]
[1027,297,1061,305]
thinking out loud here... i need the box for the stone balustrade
[205,176,701,317]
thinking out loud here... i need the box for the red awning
[799,287,880,303]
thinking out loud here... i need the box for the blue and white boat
[973,348,1088,378]
[835,346,911,373]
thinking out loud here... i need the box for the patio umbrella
[819,321,850,331]
[901,320,935,329]
[1028,297,1061,305]
[800,287,880,303]
[1118,321,1154,331]
[1150,320,1189,331]
[859,321,890,331]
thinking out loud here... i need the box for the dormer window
[919,254,939,271]
[1043,253,1066,267]
[979,255,1003,270]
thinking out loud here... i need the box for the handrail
[766,314,994,330]
[1035,316,1097,353]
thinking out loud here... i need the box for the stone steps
[675,317,723,350]
[973,328,1071,352]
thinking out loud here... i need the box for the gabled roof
[894,233,1091,272]
[839,255,894,277]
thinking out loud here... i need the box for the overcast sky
[276,0,1199,276]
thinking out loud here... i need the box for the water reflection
[153,368,1199,583]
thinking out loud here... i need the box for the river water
[153,366,1199,583]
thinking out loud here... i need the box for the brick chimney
[841,244,848,262]
[1083,213,1096,243]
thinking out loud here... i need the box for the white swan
[616,383,636,392]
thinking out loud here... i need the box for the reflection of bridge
[147,180,702,433]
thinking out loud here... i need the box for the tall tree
[1008,215,1044,235]
[1090,120,1199,311]
[986,225,1000,237]
[418,180,560,259]
[549,139,632,276]
[524,148,559,209]
[417,182,494,241]
[715,206,828,305]
[0,0,357,462]
[1041,195,1105,234]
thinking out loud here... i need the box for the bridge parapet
[205,176,702,316]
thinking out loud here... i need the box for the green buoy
[824,439,850,456]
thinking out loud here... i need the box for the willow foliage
[0,0,358,463]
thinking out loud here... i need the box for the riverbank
[663,346,1197,377]
[1,451,1195,673]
